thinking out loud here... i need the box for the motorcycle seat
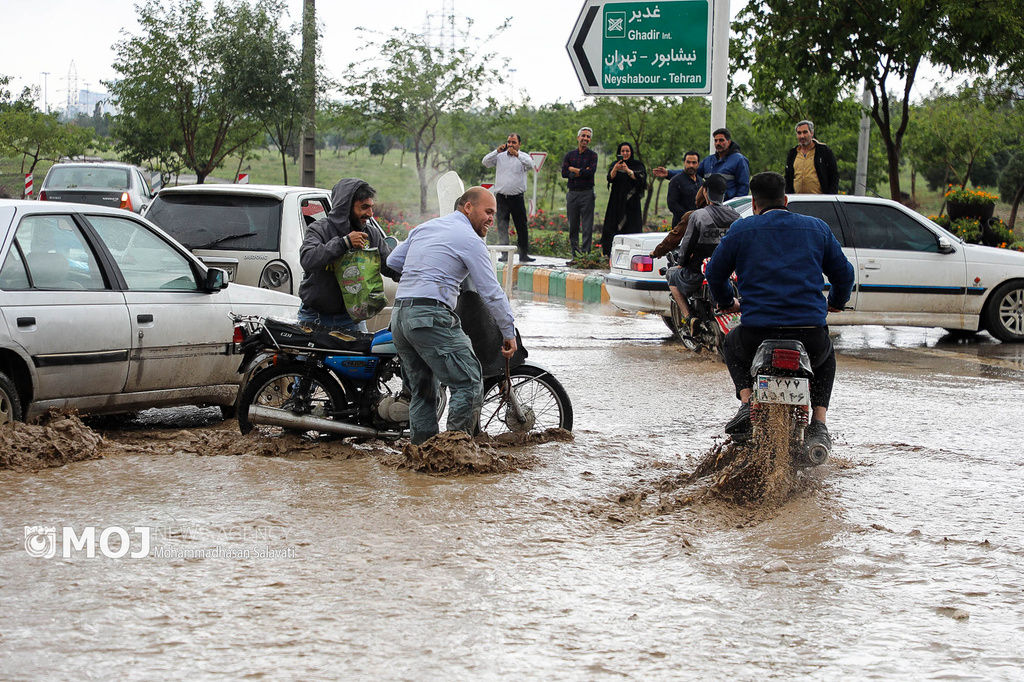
[263,318,375,354]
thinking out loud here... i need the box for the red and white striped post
[24,173,33,199]
[236,173,249,184]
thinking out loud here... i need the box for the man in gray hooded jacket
[297,178,399,332]
[649,174,739,332]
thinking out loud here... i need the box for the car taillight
[39,190,48,201]
[630,255,653,272]
[772,349,801,370]
[119,192,132,211]
[259,260,292,292]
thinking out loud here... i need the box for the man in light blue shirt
[387,187,517,444]
[482,133,535,262]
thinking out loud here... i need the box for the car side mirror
[204,267,229,291]
[937,236,956,254]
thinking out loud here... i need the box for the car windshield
[145,194,282,251]
[725,196,751,211]
[46,166,129,191]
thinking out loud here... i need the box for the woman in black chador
[601,141,646,256]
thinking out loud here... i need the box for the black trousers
[495,192,530,257]
[722,325,837,408]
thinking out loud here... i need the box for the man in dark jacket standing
[297,178,398,332]
[560,126,598,259]
[705,171,854,454]
[664,151,703,228]
[784,120,839,194]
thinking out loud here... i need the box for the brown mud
[0,411,105,471]
[5,413,571,476]
[597,408,829,527]
[392,428,572,475]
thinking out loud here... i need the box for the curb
[496,263,609,304]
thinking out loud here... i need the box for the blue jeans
[297,305,367,333]
[390,301,483,445]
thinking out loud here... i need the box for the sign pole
[528,152,547,217]
[709,0,730,154]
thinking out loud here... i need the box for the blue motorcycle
[231,312,573,440]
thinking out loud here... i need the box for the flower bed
[931,215,1021,250]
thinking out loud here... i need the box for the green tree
[904,84,1006,192]
[0,105,92,177]
[734,0,1024,200]
[107,0,290,183]
[343,23,508,214]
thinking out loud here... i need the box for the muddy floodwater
[2,299,1023,679]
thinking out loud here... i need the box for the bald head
[456,186,496,238]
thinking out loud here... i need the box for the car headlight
[259,260,292,293]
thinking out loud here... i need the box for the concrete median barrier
[497,263,609,304]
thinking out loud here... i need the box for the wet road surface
[2,297,1023,679]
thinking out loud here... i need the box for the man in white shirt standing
[482,133,535,262]
[386,187,518,444]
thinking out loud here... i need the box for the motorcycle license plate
[754,375,810,406]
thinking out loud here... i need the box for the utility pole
[300,0,317,188]
[855,81,871,196]
[708,0,731,153]
[41,72,50,113]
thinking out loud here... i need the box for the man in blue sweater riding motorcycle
[704,171,855,454]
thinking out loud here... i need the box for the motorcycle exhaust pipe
[248,405,381,438]
[804,443,829,467]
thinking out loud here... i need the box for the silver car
[39,161,156,214]
[0,199,300,423]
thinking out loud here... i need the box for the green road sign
[567,0,714,95]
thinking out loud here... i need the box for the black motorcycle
[661,253,740,356]
[746,339,828,467]
[232,292,573,440]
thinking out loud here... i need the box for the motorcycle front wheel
[237,361,348,438]
[479,364,573,436]
[669,298,700,350]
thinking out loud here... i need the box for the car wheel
[0,370,24,425]
[984,280,1024,342]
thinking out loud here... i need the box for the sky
[0,0,955,115]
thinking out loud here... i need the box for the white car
[606,195,1024,342]
[144,183,397,331]
[0,199,300,423]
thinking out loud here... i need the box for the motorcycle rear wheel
[480,365,573,436]
[237,361,348,438]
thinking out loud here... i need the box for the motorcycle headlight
[259,260,292,293]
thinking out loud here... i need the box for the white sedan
[0,199,300,423]
[606,195,1024,342]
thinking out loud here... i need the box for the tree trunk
[281,150,289,185]
[417,164,428,215]
[1009,181,1024,232]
